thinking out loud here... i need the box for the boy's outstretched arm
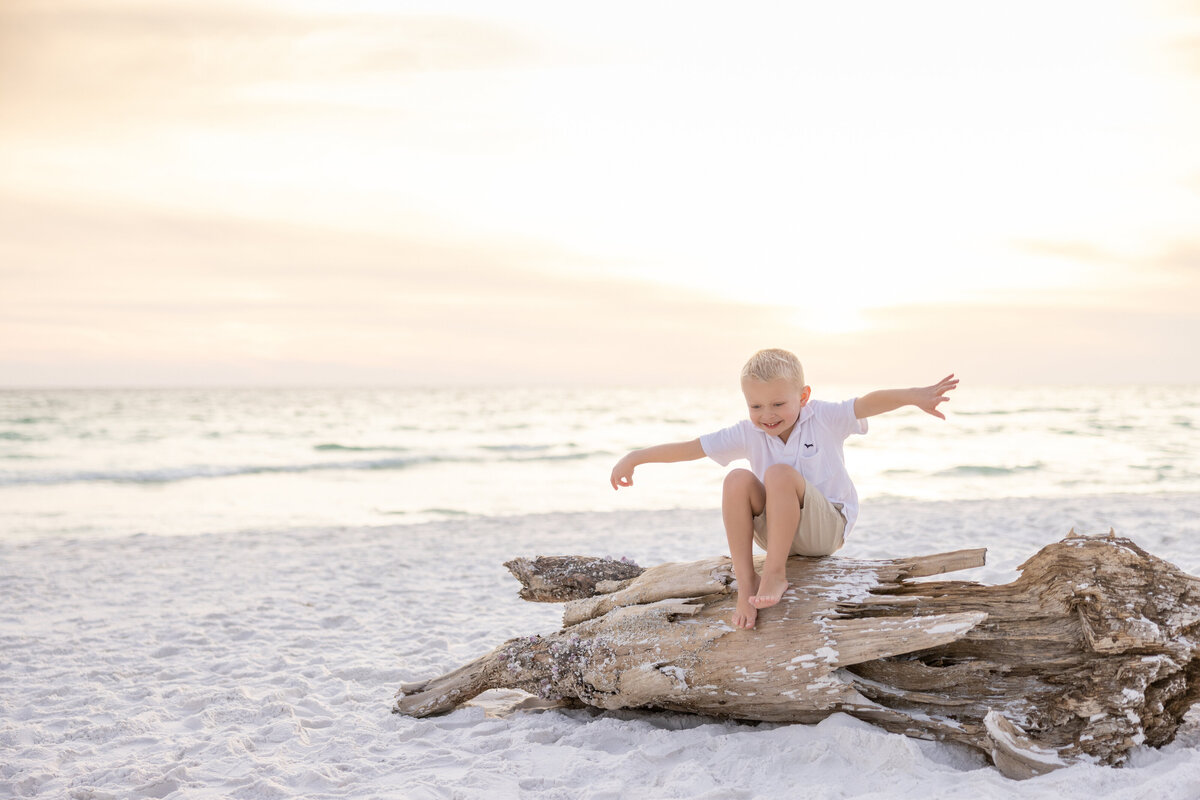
[610,438,706,489]
[853,374,959,420]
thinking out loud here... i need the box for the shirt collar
[798,403,815,426]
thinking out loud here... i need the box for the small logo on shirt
[804,443,814,449]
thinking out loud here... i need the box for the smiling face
[741,377,811,443]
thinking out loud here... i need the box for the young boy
[610,348,957,630]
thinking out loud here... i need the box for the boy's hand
[914,374,959,420]
[610,454,637,490]
[609,440,704,489]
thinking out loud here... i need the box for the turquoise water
[1,385,1197,540]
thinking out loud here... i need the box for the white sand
[5,497,1200,799]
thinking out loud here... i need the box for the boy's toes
[732,604,757,629]
[749,577,790,609]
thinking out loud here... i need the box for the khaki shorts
[752,483,846,557]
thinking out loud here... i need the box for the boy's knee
[723,468,756,494]
[763,463,802,487]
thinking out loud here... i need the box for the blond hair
[740,348,805,388]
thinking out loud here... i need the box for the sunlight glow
[2,0,1198,382]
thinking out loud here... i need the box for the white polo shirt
[699,397,868,538]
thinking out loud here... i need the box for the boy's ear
[800,385,812,404]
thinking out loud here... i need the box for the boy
[610,348,957,630]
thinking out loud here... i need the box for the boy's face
[741,377,811,442]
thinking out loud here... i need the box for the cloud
[1012,237,1200,313]
[6,192,1200,387]
[807,302,1200,386]
[0,1,547,135]
[1157,243,1200,275]
[0,195,799,386]
[1017,240,1129,266]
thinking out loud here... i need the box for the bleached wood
[825,612,989,666]
[503,555,644,602]
[891,547,986,578]
[562,556,733,626]
[396,533,1200,780]
[984,711,1067,780]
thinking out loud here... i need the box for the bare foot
[749,572,790,609]
[732,572,760,629]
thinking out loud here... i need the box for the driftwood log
[395,531,1200,780]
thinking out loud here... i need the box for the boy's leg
[749,463,806,610]
[721,469,766,629]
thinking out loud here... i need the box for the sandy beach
[6,495,1200,799]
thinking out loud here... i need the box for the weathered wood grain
[396,532,1200,780]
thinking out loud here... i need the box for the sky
[2,0,1199,387]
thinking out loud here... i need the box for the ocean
[3,384,1198,541]
[5,384,1200,798]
